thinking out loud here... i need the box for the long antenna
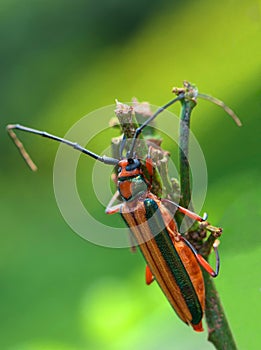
[172,81,242,127]
[198,93,242,126]
[7,83,242,169]
[7,126,38,171]
[6,124,118,171]
[128,93,185,157]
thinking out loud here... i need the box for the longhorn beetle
[7,81,241,331]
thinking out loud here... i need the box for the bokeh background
[1,1,260,349]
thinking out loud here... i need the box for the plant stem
[179,97,196,210]
[177,84,238,349]
[203,272,238,349]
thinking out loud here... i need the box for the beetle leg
[162,199,222,235]
[106,205,121,214]
[105,190,122,214]
[181,237,220,277]
[162,198,206,222]
[145,265,155,285]
[106,191,137,252]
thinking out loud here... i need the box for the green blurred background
[1,1,260,349]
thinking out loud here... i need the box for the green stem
[179,98,196,210]
[177,85,238,349]
[203,271,238,350]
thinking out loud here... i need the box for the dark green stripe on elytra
[143,198,203,325]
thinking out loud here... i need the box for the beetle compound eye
[126,159,141,171]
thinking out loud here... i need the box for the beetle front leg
[105,190,122,214]
[105,191,137,252]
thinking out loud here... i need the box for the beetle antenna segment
[6,124,118,170]
[197,93,242,126]
[7,125,38,171]
[127,93,185,158]
[119,134,127,158]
